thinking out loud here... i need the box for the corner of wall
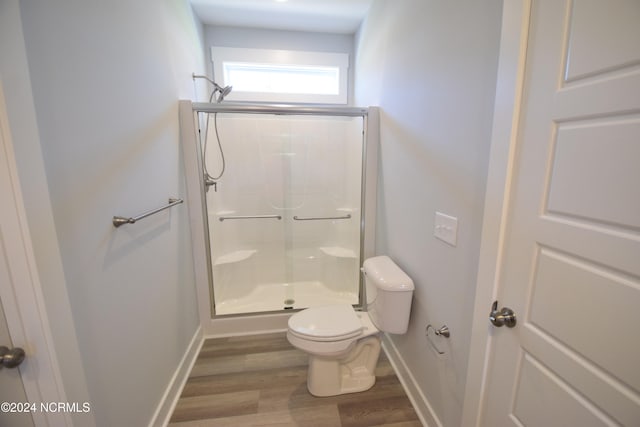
[149,326,203,427]
[381,334,442,427]
[353,1,504,426]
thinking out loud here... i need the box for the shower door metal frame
[187,102,378,318]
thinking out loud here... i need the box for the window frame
[211,47,349,104]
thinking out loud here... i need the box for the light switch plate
[434,212,458,246]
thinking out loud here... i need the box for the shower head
[192,73,232,103]
[216,85,233,103]
[210,82,232,102]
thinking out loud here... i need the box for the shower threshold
[215,280,358,316]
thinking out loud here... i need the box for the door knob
[489,301,517,328]
[0,346,26,368]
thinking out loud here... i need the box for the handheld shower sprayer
[192,73,229,192]
[192,73,232,103]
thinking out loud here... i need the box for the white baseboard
[382,334,442,427]
[149,326,204,427]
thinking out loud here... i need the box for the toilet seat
[288,304,363,342]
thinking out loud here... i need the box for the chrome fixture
[192,73,232,103]
[218,214,282,222]
[489,301,517,328]
[192,102,368,117]
[293,214,352,221]
[205,177,217,192]
[216,84,233,103]
[113,198,183,228]
[192,73,231,192]
[426,324,450,355]
[0,346,25,368]
[433,325,450,337]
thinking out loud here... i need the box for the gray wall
[0,2,93,424]
[9,0,205,425]
[203,25,356,104]
[354,1,502,425]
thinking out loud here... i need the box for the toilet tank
[363,256,414,334]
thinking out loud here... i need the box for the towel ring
[426,324,450,355]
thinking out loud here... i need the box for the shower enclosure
[182,102,374,317]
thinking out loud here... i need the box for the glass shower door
[202,112,364,315]
[283,116,363,310]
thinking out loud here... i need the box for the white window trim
[211,47,349,104]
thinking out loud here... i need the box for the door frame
[461,1,532,426]
[0,83,71,426]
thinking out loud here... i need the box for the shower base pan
[214,280,358,316]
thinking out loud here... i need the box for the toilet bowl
[287,304,381,396]
[287,256,414,397]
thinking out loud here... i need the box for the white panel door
[481,1,640,426]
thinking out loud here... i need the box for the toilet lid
[288,304,363,342]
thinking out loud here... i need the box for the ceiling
[190,0,374,34]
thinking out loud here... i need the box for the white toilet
[286,255,414,397]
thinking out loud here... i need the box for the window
[211,47,349,104]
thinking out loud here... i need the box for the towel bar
[113,198,183,228]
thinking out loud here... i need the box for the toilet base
[307,335,381,397]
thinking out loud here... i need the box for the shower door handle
[293,214,351,221]
[218,215,282,222]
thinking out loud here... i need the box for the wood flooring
[168,332,421,426]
